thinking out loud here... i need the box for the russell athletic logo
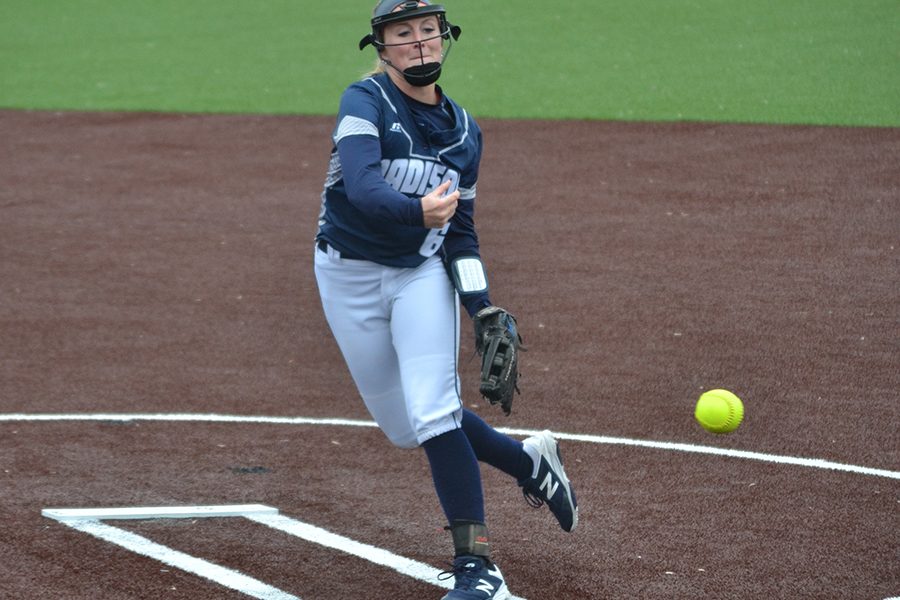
[380,158,460,197]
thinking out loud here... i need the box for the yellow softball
[695,389,744,434]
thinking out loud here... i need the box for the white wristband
[451,257,488,294]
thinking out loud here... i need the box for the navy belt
[317,239,365,260]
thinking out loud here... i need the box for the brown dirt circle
[1,110,898,599]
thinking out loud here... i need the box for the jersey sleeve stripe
[334,116,379,143]
[458,184,476,200]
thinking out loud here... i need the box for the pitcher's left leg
[389,256,464,444]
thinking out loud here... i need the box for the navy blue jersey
[317,72,482,269]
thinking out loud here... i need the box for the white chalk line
[502,428,900,481]
[42,504,527,600]
[245,512,527,600]
[5,412,898,480]
[43,504,279,521]
[45,515,299,600]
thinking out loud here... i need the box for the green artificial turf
[1,0,897,125]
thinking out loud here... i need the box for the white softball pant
[314,242,463,448]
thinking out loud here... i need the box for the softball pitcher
[313,3,578,597]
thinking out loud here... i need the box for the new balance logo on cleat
[440,556,511,600]
[519,430,579,532]
[538,471,559,500]
[475,578,495,594]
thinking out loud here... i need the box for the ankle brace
[447,520,491,558]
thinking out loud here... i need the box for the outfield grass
[1,0,897,125]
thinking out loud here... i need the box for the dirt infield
[1,109,898,599]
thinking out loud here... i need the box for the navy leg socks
[422,428,485,524]
[462,409,533,481]
[421,410,535,525]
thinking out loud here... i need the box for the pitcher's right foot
[519,430,579,532]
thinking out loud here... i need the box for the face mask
[384,35,455,87]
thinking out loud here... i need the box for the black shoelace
[522,484,546,509]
